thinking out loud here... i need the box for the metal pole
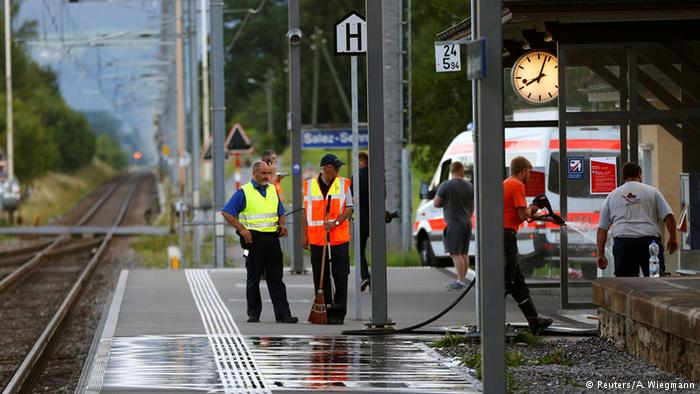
[351,56,362,320]
[189,0,201,266]
[311,27,320,126]
[288,0,304,273]
[470,0,481,334]
[558,45,569,309]
[475,0,506,391]
[4,0,14,184]
[366,0,391,328]
[176,0,187,199]
[399,0,411,253]
[200,0,212,185]
[265,71,274,135]
[210,0,226,267]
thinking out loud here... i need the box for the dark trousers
[360,230,370,280]
[504,230,538,319]
[311,242,350,319]
[244,231,292,319]
[613,236,665,277]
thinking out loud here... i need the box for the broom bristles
[308,290,328,324]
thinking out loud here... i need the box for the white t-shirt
[598,181,673,238]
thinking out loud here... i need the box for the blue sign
[567,157,584,179]
[302,128,368,150]
[292,163,301,175]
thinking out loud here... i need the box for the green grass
[536,350,574,366]
[514,330,542,346]
[18,159,117,225]
[433,333,471,348]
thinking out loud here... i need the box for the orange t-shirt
[503,177,527,232]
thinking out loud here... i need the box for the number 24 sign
[435,41,461,72]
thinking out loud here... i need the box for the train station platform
[77,267,594,393]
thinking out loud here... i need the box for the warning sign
[590,157,617,195]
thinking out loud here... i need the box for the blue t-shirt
[222,180,285,218]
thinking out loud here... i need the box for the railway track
[0,173,148,393]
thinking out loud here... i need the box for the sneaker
[447,281,466,290]
[528,317,553,335]
[361,278,371,292]
[247,316,260,323]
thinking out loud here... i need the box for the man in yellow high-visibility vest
[302,154,354,324]
[222,161,298,324]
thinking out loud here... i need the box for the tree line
[222,0,470,172]
[0,6,126,183]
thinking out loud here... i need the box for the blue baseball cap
[320,154,345,167]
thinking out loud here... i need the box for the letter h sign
[334,11,367,56]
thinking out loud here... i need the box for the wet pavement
[97,335,476,393]
[78,268,592,393]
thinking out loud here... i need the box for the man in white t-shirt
[596,162,678,276]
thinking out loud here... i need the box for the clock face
[511,51,559,104]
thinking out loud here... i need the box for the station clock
[511,50,559,104]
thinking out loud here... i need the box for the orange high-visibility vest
[304,176,351,246]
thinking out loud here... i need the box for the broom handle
[318,232,327,291]
[317,194,332,292]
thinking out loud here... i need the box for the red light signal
[133,151,143,160]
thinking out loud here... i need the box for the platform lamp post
[288,0,304,273]
[210,0,227,268]
[4,0,14,185]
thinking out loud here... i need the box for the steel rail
[0,241,52,259]
[0,176,127,294]
[0,238,104,267]
[2,174,144,394]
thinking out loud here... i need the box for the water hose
[342,277,476,336]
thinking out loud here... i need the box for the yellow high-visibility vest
[239,182,279,232]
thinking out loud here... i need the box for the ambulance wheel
[419,238,437,266]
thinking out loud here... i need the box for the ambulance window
[439,159,452,186]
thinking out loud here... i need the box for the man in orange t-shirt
[503,156,553,335]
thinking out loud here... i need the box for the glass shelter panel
[564,48,628,113]
[563,125,621,303]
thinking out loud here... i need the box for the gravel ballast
[436,335,698,393]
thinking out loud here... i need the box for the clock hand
[525,75,544,86]
[537,57,547,79]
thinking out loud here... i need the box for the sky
[16,0,176,160]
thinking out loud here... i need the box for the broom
[309,195,332,324]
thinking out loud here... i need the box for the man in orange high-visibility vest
[302,154,354,324]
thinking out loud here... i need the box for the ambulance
[414,110,621,279]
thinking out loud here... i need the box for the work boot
[527,317,553,335]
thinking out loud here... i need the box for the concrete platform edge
[76,270,130,394]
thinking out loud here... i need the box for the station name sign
[302,128,369,149]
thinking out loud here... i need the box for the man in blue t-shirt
[221,161,297,323]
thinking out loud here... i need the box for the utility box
[678,173,700,273]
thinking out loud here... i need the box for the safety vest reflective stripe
[304,176,352,246]
[244,221,278,229]
[240,182,279,233]
[239,212,278,221]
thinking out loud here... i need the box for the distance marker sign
[435,41,461,72]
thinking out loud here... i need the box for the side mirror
[419,181,436,200]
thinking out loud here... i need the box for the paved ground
[78,267,596,393]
